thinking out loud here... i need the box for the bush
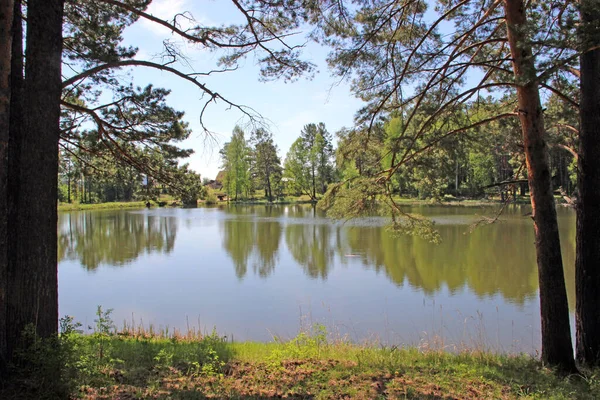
[5,316,84,399]
[205,191,218,205]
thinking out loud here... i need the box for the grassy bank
[58,201,150,212]
[3,316,597,399]
[219,192,540,207]
[57,196,183,211]
[207,190,317,205]
[57,194,548,212]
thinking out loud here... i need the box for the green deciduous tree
[250,128,282,202]
[301,123,334,198]
[221,127,252,201]
[284,137,313,199]
[284,123,334,201]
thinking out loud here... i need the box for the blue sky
[119,0,365,180]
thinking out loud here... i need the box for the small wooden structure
[204,180,223,190]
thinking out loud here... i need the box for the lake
[58,204,576,353]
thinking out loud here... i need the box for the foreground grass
[3,321,598,400]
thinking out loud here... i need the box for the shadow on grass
[106,335,237,387]
[479,357,597,399]
[162,390,458,400]
[4,332,599,399]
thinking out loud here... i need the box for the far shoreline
[57,194,573,213]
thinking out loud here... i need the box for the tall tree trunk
[455,156,459,196]
[6,0,64,355]
[265,168,272,202]
[0,0,14,369]
[320,153,326,195]
[576,0,600,367]
[505,0,576,371]
[2,0,22,368]
[311,165,316,200]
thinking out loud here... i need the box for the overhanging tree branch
[62,59,263,133]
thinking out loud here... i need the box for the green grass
[57,191,570,212]
[57,195,183,211]
[3,317,598,399]
[58,201,149,211]
[58,194,543,211]
[219,191,316,204]
[54,196,498,211]
[389,195,534,206]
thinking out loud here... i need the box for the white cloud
[140,0,211,37]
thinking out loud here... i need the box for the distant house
[203,170,226,191]
[204,180,223,190]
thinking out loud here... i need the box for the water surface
[58,204,576,353]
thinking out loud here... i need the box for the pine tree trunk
[6,0,64,355]
[0,0,14,368]
[505,0,576,371]
[576,0,600,367]
[2,0,22,368]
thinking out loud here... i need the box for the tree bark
[311,165,316,200]
[504,0,576,371]
[9,0,22,248]
[1,0,22,369]
[6,0,64,355]
[265,167,272,202]
[576,0,600,367]
[0,0,14,369]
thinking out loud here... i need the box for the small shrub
[175,329,228,377]
[92,305,115,360]
[269,323,329,363]
[6,317,84,399]
[205,191,218,205]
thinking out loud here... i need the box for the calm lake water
[58,204,576,353]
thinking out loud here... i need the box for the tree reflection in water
[220,204,575,309]
[58,211,177,270]
[220,205,283,279]
[60,205,575,310]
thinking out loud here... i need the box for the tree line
[220,95,575,205]
[219,122,336,202]
[59,130,205,206]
